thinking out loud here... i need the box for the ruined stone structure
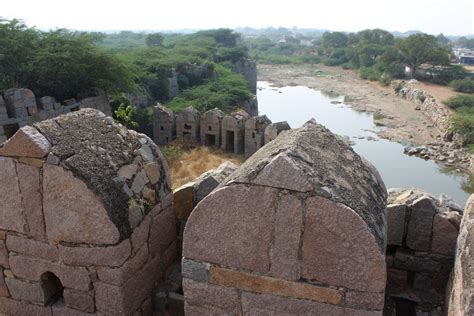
[0,109,176,315]
[153,104,175,145]
[200,108,224,147]
[264,121,291,144]
[182,120,388,315]
[244,114,272,156]
[385,189,461,315]
[0,88,111,144]
[176,106,200,142]
[236,96,259,117]
[221,110,250,154]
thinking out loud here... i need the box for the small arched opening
[40,272,64,306]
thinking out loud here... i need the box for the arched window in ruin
[40,272,64,306]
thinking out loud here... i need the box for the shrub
[450,107,474,144]
[359,67,381,81]
[450,79,474,93]
[445,94,474,109]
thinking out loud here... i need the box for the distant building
[453,48,474,65]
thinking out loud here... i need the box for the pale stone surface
[241,292,380,316]
[16,162,47,240]
[6,235,58,260]
[183,278,240,313]
[63,289,95,313]
[117,164,138,180]
[209,266,343,305]
[9,254,91,291]
[0,126,51,158]
[5,277,45,303]
[302,196,386,293]
[131,170,149,194]
[182,259,210,283]
[431,213,459,255]
[252,154,313,192]
[43,164,120,245]
[59,240,131,267]
[173,182,195,220]
[386,204,406,246]
[97,245,149,285]
[406,196,436,251]
[18,157,44,168]
[0,157,27,234]
[144,162,160,184]
[270,194,303,281]
[183,185,278,273]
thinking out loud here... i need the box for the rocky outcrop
[183,119,388,314]
[0,109,175,315]
[232,58,257,94]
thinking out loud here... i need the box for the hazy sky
[2,0,473,35]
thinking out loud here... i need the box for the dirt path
[258,64,445,146]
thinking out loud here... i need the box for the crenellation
[200,108,224,147]
[176,106,200,142]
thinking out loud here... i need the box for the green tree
[145,33,164,47]
[321,31,348,54]
[398,33,450,77]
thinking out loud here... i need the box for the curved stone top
[202,108,225,121]
[0,109,171,241]
[176,106,200,122]
[154,104,174,120]
[221,119,387,249]
[266,121,291,132]
[245,115,272,129]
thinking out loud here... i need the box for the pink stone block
[149,206,176,257]
[16,162,47,240]
[9,254,90,291]
[6,235,58,260]
[183,278,240,313]
[59,239,131,267]
[0,241,9,269]
[0,272,9,297]
[0,157,28,234]
[270,194,303,281]
[131,214,151,253]
[344,290,385,310]
[183,185,278,273]
[0,296,51,316]
[5,277,45,304]
[432,213,459,255]
[0,125,51,158]
[302,196,386,293]
[43,164,120,245]
[63,288,95,313]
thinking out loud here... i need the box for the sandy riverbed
[258,64,454,146]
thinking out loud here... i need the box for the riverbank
[258,64,445,146]
[258,64,473,174]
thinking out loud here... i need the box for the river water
[257,81,473,206]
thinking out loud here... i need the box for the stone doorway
[205,134,216,146]
[225,131,235,152]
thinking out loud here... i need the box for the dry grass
[162,141,243,190]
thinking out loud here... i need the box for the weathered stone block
[209,266,343,305]
[270,194,303,281]
[345,290,385,310]
[0,272,9,297]
[144,162,160,185]
[131,214,151,253]
[185,303,227,316]
[59,240,131,267]
[0,241,9,268]
[0,296,51,316]
[0,157,28,234]
[431,213,459,255]
[6,235,58,260]
[183,278,240,313]
[183,185,277,273]
[43,164,120,245]
[149,206,176,258]
[182,259,210,283]
[97,245,149,286]
[387,203,407,246]
[0,126,51,158]
[252,154,313,192]
[9,254,90,291]
[5,277,45,304]
[302,196,386,293]
[117,164,138,180]
[406,196,436,251]
[173,182,195,220]
[393,250,441,273]
[387,268,408,291]
[63,288,95,313]
[51,299,93,316]
[241,292,380,316]
[131,170,149,194]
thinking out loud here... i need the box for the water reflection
[257,81,472,206]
